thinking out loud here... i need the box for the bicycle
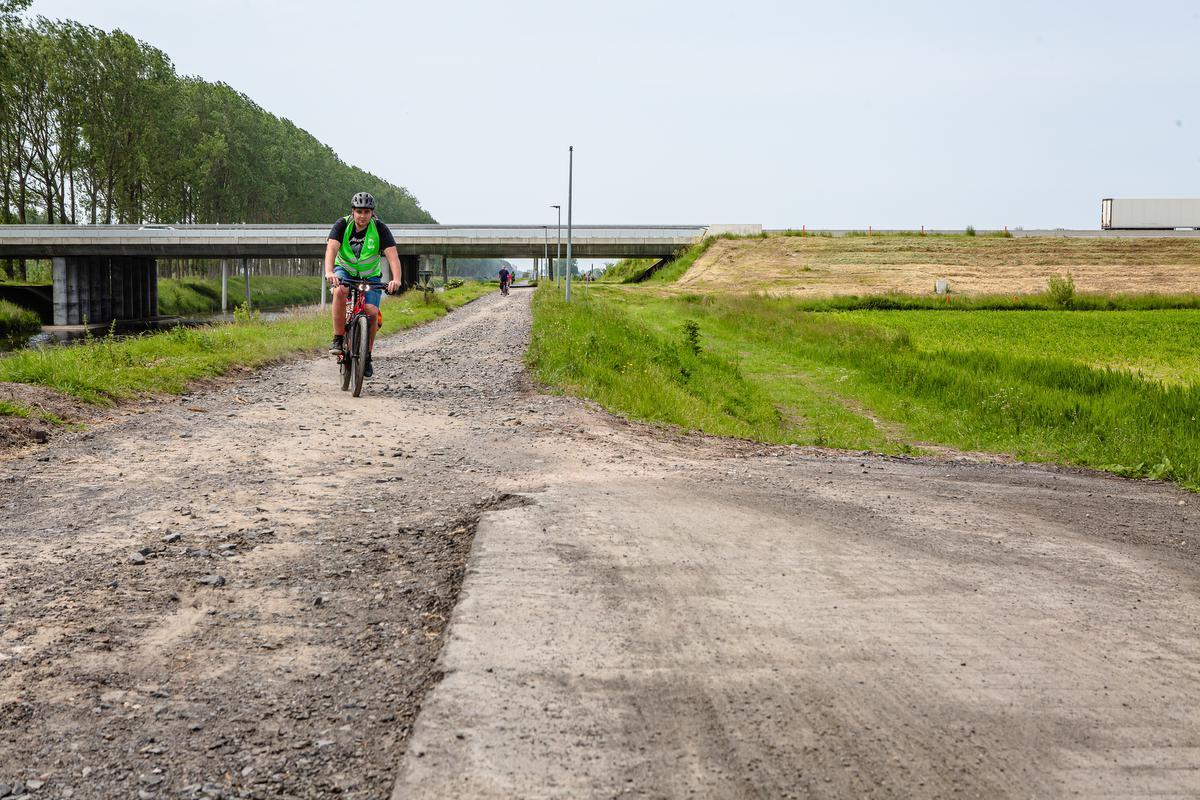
[331,278,389,397]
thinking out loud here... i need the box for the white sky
[25,0,1200,230]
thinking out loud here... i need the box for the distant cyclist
[325,192,403,378]
[498,267,511,295]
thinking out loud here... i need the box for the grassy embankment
[158,276,323,315]
[0,300,41,338]
[530,237,1200,490]
[0,283,489,412]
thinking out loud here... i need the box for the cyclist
[325,192,403,378]
[498,266,511,294]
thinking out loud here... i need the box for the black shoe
[329,335,344,355]
[364,355,373,378]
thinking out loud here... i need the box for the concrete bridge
[0,224,709,326]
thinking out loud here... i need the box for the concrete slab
[392,470,1200,798]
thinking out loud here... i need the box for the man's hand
[387,279,401,294]
[326,272,340,288]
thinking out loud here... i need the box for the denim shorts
[335,267,383,308]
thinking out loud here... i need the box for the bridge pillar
[127,258,145,320]
[441,255,448,284]
[110,258,125,320]
[52,256,158,326]
[148,258,159,317]
[400,255,419,289]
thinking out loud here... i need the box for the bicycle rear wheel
[351,314,369,397]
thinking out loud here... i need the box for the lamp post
[543,226,549,281]
[565,146,574,302]
[550,204,561,285]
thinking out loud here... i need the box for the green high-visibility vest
[334,216,382,278]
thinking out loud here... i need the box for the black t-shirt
[328,216,397,258]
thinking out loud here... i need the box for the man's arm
[324,239,340,285]
[383,246,402,293]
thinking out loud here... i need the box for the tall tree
[0,10,436,229]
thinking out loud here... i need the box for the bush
[1047,272,1076,308]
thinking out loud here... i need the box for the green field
[0,283,490,409]
[530,286,1200,490]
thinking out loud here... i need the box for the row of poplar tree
[0,1,434,228]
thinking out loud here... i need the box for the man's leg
[332,285,348,335]
[330,284,348,352]
[362,305,381,378]
[365,305,379,351]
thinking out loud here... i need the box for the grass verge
[0,282,490,410]
[528,285,789,441]
[530,286,1200,490]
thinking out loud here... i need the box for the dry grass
[675,235,1200,296]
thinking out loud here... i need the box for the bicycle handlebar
[329,277,395,293]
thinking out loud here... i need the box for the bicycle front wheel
[351,314,369,397]
[339,330,352,392]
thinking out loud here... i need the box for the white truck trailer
[1101,198,1200,229]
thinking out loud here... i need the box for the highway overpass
[0,224,707,259]
[0,224,709,326]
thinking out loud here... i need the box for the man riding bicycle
[325,192,403,378]
[498,266,511,294]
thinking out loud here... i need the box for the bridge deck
[0,224,707,259]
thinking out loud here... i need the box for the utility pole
[565,146,574,302]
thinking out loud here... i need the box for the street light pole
[565,146,574,302]
[551,204,561,286]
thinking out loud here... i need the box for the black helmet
[351,191,375,210]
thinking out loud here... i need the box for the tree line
[0,1,434,232]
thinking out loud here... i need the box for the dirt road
[2,291,1199,799]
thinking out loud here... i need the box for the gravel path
[0,291,541,799]
[2,289,1199,799]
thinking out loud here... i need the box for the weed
[233,302,262,324]
[0,399,31,418]
[683,320,702,355]
[965,225,976,236]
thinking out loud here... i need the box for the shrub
[1047,272,1076,308]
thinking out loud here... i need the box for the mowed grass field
[532,235,1200,490]
[676,234,1200,296]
